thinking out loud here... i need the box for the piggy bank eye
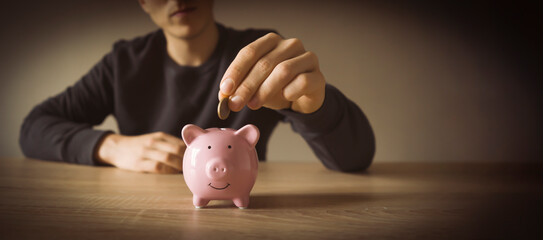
[208,146,211,149]
[228,145,232,149]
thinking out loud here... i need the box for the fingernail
[230,95,243,110]
[220,78,234,95]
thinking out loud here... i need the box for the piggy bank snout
[206,158,229,180]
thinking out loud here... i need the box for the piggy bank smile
[208,183,230,190]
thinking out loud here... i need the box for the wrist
[96,133,120,165]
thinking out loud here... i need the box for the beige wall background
[0,1,540,162]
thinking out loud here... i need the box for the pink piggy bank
[181,124,260,209]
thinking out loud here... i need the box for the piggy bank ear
[235,124,260,147]
[181,124,207,147]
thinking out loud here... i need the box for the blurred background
[0,0,540,163]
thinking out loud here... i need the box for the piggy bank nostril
[214,167,218,172]
[222,168,226,172]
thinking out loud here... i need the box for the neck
[165,23,219,67]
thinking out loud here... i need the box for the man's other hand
[96,132,185,174]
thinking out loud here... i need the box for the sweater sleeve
[278,84,375,172]
[19,52,115,165]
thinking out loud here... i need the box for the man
[20,0,375,173]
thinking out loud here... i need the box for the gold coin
[217,97,231,120]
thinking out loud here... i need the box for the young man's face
[139,0,214,39]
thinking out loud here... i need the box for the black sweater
[19,23,375,172]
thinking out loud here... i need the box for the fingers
[151,132,185,147]
[218,32,325,114]
[107,132,185,174]
[219,32,282,100]
[228,38,306,111]
[283,71,323,102]
[247,51,318,110]
[143,148,182,170]
[286,71,326,114]
[220,33,315,112]
[144,132,185,171]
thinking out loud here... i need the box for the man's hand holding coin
[218,33,326,115]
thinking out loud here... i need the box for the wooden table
[1,158,541,239]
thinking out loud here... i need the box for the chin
[167,21,209,40]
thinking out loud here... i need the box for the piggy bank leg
[193,195,210,209]
[233,196,250,209]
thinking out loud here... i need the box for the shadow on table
[247,193,376,209]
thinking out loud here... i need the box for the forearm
[19,107,112,165]
[20,51,115,165]
[279,84,375,172]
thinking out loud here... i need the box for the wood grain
[1,158,542,239]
